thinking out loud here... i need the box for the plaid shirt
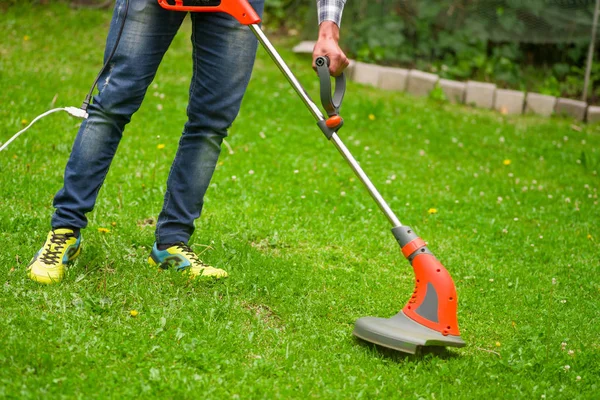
[317,0,347,26]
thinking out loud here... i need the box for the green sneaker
[148,242,227,279]
[27,229,81,284]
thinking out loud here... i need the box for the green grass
[1,4,600,399]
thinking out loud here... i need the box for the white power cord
[0,107,88,152]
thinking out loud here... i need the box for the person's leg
[51,0,186,230]
[155,0,265,246]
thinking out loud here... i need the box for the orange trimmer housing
[157,0,261,25]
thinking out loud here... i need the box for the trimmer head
[354,311,465,354]
[353,225,466,354]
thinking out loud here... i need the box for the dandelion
[23,35,30,41]
[130,310,139,317]
[503,159,511,166]
[111,222,117,227]
[587,234,593,240]
[368,114,376,121]
[157,144,165,150]
[98,228,110,233]
[21,119,29,125]
[495,341,501,347]
[428,208,438,214]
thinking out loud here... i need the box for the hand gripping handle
[315,56,346,117]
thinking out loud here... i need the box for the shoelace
[175,243,207,268]
[39,232,75,265]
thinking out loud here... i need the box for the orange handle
[157,0,261,25]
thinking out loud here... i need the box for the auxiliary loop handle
[315,56,346,117]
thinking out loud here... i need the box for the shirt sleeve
[317,0,347,27]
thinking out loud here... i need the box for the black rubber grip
[315,56,346,117]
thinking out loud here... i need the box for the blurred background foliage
[3,0,600,102]
[271,0,600,103]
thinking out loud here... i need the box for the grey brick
[525,93,556,117]
[438,79,466,104]
[494,89,525,115]
[378,67,409,92]
[465,81,496,109]
[344,59,356,80]
[555,98,587,121]
[586,105,600,123]
[353,62,382,87]
[406,70,439,97]
[292,41,316,54]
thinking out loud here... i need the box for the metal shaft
[249,24,402,228]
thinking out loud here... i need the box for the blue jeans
[52,0,264,244]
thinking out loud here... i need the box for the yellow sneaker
[148,242,227,279]
[27,229,81,284]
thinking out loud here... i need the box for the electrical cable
[81,0,130,112]
[0,107,88,152]
[1,0,130,153]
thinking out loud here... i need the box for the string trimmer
[159,0,466,354]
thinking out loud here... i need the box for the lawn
[1,4,599,399]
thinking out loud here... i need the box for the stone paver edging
[292,43,593,122]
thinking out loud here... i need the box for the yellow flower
[98,227,110,233]
[157,144,165,150]
[111,222,117,227]
[368,114,376,121]
[23,35,30,41]
[130,310,139,317]
[588,234,593,240]
[495,341,501,347]
[21,119,28,125]
[428,208,438,214]
[503,159,511,166]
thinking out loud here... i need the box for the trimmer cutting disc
[353,311,465,354]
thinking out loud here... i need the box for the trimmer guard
[354,311,465,354]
